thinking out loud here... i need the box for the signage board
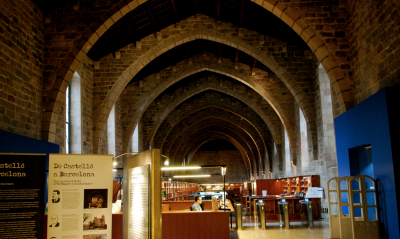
[48,154,113,239]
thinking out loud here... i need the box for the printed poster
[0,154,46,239]
[48,154,113,239]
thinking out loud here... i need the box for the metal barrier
[235,202,243,230]
[256,200,266,229]
[300,200,314,228]
[278,201,290,229]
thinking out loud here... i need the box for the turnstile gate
[278,201,290,229]
[300,200,314,228]
[235,202,243,230]
[256,200,266,229]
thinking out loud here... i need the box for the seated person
[191,195,203,211]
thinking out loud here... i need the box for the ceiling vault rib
[145,3,159,32]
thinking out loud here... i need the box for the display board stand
[123,149,161,239]
[0,153,46,239]
[48,154,113,239]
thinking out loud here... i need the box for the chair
[200,201,204,211]
[190,206,193,211]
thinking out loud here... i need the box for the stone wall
[0,0,44,139]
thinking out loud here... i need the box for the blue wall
[0,130,59,210]
[334,88,399,239]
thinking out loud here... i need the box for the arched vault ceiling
[140,75,278,149]
[42,0,353,148]
[171,121,264,177]
[89,18,318,156]
[120,55,293,151]
[169,121,259,174]
[157,107,268,171]
[184,133,252,178]
[87,0,308,60]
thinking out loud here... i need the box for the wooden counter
[162,200,212,210]
[45,201,233,239]
[162,211,230,239]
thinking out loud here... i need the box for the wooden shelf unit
[162,181,199,201]
[280,175,320,195]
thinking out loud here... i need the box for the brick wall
[184,150,249,184]
[0,0,44,139]
[347,0,400,103]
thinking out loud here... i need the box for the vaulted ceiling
[35,0,315,177]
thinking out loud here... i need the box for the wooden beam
[145,2,159,32]
[252,58,257,69]
[217,0,220,19]
[167,51,174,63]
[122,17,136,40]
[170,0,178,21]
[239,0,245,27]
[235,48,239,62]
[185,44,191,58]
[103,34,118,53]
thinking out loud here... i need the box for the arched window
[284,130,291,176]
[70,72,82,154]
[65,72,82,154]
[107,105,116,156]
[299,108,309,174]
[131,124,139,153]
[65,86,70,154]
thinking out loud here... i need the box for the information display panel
[48,154,113,239]
[128,165,149,239]
[0,154,46,239]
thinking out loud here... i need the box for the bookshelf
[281,175,320,195]
[162,181,199,201]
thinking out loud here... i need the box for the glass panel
[352,179,360,191]
[368,207,378,221]
[330,204,338,215]
[367,192,376,206]
[341,192,348,203]
[340,180,347,190]
[353,193,362,205]
[329,192,338,203]
[328,180,337,190]
[365,178,375,191]
[354,207,363,220]
[342,206,349,216]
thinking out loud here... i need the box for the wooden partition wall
[252,179,284,196]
